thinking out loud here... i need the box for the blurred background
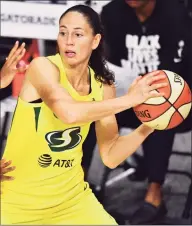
[0,0,192,225]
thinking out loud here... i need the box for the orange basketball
[133,70,192,130]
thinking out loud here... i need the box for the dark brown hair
[59,5,115,85]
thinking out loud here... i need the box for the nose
[66,34,74,46]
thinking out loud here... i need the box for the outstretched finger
[1,160,12,169]
[13,48,26,66]
[149,82,168,91]
[7,42,26,67]
[149,90,165,98]
[146,73,166,85]
[0,159,6,166]
[0,175,14,182]
[146,70,161,77]
[6,41,19,61]
[2,166,16,175]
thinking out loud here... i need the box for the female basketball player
[0,5,167,225]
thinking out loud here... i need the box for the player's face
[57,11,101,67]
[125,0,151,9]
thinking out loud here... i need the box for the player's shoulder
[26,56,60,83]
[30,56,53,68]
[29,56,59,74]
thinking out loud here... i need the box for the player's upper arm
[95,83,119,166]
[25,57,75,122]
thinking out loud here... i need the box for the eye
[59,32,66,36]
[76,33,83,37]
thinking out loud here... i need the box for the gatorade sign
[1,1,110,40]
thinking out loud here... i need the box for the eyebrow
[59,25,83,30]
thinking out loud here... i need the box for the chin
[61,53,88,68]
[125,0,145,8]
[66,61,78,68]
[62,57,78,67]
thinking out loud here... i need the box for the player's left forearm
[104,125,154,169]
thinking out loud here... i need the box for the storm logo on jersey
[45,127,82,152]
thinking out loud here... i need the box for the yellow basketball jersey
[1,54,103,219]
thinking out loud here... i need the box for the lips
[65,50,76,58]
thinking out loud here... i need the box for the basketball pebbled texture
[133,70,192,130]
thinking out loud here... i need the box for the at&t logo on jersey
[38,154,52,168]
[45,127,82,152]
[38,154,75,169]
[53,159,74,168]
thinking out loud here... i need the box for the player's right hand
[0,159,15,182]
[127,70,168,107]
[0,41,27,89]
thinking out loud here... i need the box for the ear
[92,34,102,50]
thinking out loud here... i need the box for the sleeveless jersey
[1,53,103,217]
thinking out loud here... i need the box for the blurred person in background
[82,0,192,224]
[100,0,192,224]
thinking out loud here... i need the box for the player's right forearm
[51,95,134,124]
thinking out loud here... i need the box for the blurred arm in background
[0,41,27,89]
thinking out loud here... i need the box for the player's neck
[135,0,156,23]
[64,61,90,88]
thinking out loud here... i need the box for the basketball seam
[135,75,190,124]
[171,82,187,110]
[149,80,190,126]
[164,98,184,120]
[140,104,173,122]
[142,88,184,123]
[166,75,187,120]
[165,111,181,130]
[134,72,172,107]
[138,102,167,106]
[138,92,169,122]
[176,102,192,115]
[165,71,172,100]
[155,89,185,120]
[169,82,185,120]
